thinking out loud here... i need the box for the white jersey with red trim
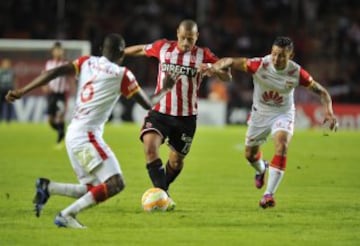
[144,39,218,116]
[45,59,69,93]
[246,55,312,115]
[68,56,140,131]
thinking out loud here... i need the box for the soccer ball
[141,187,170,212]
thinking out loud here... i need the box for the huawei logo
[262,91,283,105]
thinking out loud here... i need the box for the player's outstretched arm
[149,73,178,105]
[213,57,248,72]
[199,57,247,79]
[124,45,146,56]
[6,63,75,103]
[131,89,153,110]
[308,80,338,131]
[198,63,232,82]
[213,66,232,82]
[131,73,177,110]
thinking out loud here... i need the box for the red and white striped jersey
[45,59,69,93]
[246,55,312,115]
[69,56,140,131]
[144,39,218,116]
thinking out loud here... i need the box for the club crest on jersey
[261,90,283,105]
[161,63,197,77]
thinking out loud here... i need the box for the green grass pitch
[0,122,359,245]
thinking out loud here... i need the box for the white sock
[250,159,266,174]
[265,166,284,195]
[48,182,88,198]
[61,192,96,216]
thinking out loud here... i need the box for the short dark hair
[273,36,293,51]
[102,33,126,61]
[52,41,62,49]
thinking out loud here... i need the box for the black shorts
[140,110,197,156]
[47,93,66,116]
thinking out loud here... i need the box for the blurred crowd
[1,0,360,107]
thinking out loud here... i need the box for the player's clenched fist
[162,72,180,91]
[198,63,215,77]
[6,89,23,103]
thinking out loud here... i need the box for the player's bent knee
[116,177,125,193]
[169,150,185,166]
[114,175,125,194]
[170,159,184,170]
[245,152,255,163]
[275,142,289,155]
[244,146,261,163]
[105,174,125,197]
[144,147,159,161]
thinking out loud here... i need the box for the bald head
[178,19,198,32]
[177,19,199,52]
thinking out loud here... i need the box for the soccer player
[6,33,177,228]
[0,58,16,122]
[43,42,70,146]
[202,36,338,208]
[124,19,231,207]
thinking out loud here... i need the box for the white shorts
[245,110,295,147]
[65,127,122,185]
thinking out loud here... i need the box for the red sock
[271,155,287,171]
[86,184,94,191]
[89,183,108,202]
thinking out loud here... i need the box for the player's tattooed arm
[212,58,233,71]
[212,66,232,82]
[198,62,232,81]
[199,57,249,81]
[308,80,338,131]
[213,57,247,72]
[308,80,332,106]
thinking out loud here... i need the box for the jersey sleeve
[299,68,313,87]
[73,56,90,75]
[144,39,167,58]
[246,57,262,74]
[203,48,219,63]
[120,68,141,98]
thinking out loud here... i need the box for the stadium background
[1,0,359,128]
[1,2,359,244]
